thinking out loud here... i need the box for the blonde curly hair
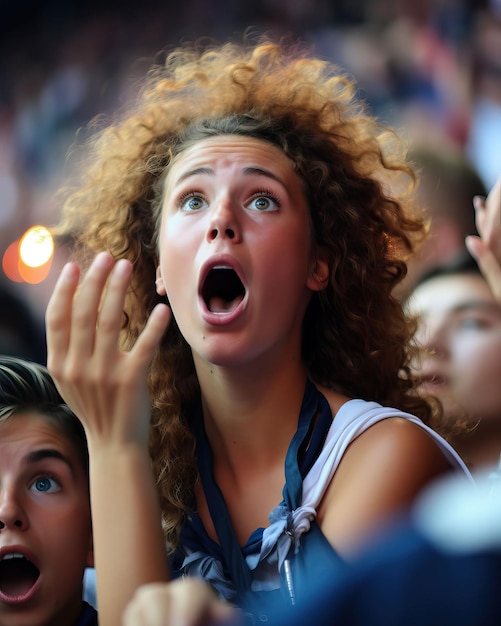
[53,38,436,550]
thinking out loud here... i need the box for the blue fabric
[270,519,501,626]
[169,379,344,618]
[83,567,97,609]
[77,600,99,626]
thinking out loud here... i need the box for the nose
[416,315,448,359]
[206,196,241,243]
[0,488,29,531]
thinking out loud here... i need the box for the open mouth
[202,266,246,314]
[0,554,40,599]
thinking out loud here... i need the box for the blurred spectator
[406,253,501,471]
[395,143,486,300]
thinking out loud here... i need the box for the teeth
[1,553,26,560]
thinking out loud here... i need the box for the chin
[195,340,260,369]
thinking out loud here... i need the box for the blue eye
[180,195,207,211]
[248,193,279,212]
[31,476,60,493]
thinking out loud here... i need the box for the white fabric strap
[289,399,474,545]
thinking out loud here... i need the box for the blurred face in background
[408,272,501,426]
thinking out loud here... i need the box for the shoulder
[317,416,452,557]
[340,416,451,480]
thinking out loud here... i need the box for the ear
[155,265,166,296]
[307,251,329,292]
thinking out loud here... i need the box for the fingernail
[60,262,78,279]
[465,235,480,256]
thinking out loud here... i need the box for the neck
[194,353,308,468]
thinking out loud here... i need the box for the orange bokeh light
[2,240,23,282]
[2,237,53,285]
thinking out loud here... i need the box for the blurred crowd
[0,0,501,357]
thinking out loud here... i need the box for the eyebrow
[450,301,501,316]
[176,165,284,186]
[241,166,284,185]
[177,166,214,182]
[26,448,76,473]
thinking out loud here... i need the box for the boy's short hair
[0,356,88,477]
[412,252,482,292]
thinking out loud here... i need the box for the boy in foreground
[0,356,96,626]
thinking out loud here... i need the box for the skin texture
[0,413,93,626]
[156,136,328,372]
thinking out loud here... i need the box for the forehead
[166,135,299,185]
[0,412,79,460]
[409,273,496,315]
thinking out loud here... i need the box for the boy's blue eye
[31,476,60,493]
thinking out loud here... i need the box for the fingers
[70,252,117,362]
[131,303,171,370]
[46,261,81,376]
[47,251,170,381]
[93,257,134,359]
[45,251,171,445]
[473,192,501,263]
[123,579,241,626]
[466,235,501,302]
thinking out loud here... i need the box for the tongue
[208,295,243,313]
[0,560,39,598]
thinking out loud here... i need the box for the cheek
[256,228,311,275]
[454,338,501,395]
[159,225,197,294]
[38,503,91,559]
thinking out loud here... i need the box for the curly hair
[52,38,437,549]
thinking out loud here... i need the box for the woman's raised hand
[46,251,171,448]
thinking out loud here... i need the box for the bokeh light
[2,226,54,285]
[2,240,23,282]
[19,226,54,267]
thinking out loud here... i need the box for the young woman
[45,39,472,626]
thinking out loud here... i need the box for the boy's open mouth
[202,266,246,313]
[0,553,40,599]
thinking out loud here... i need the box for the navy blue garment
[169,380,346,623]
[78,600,99,626]
[268,517,501,626]
[256,466,501,625]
